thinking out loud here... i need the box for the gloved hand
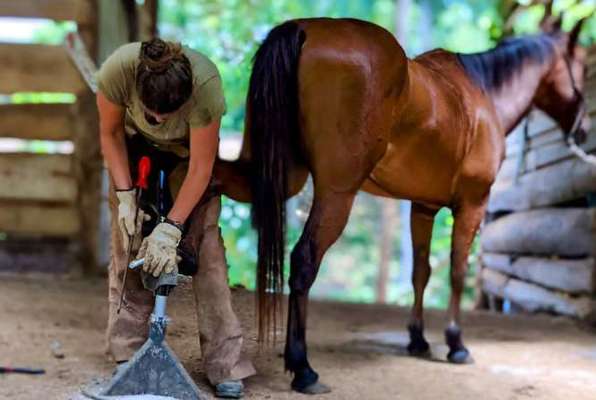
[116,189,150,252]
[136,222,182,277]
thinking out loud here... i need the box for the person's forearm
[167,168,211,224]
[100,128,132,190]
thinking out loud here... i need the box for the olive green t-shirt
[96,42,226,157]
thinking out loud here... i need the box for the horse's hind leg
[407,202,438,356]
[445,200,486,364]
[286,188,357,393]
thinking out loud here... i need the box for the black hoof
[445,326,473,364]
[297,381,332,395]
[447,348,473,364]
[292,368,326,394]
[407,324,430,357]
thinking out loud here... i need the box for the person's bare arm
[97,92,132,190]
[167,118,220,224]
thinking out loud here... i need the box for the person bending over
[96,38,255,398]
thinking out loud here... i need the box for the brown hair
[137,38,193,114]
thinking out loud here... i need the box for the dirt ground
[1,275,596,400]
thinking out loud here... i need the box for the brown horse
[215,16,590,394]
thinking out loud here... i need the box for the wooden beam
[0,153,77,203]
[496,132,596,182]
[0,43,87,94]
[0,202,80,236]
[488,157,596,212]
[481,208,596,257]
[0,104,74,140]
[505,111,557,149]
[482,253,595,294]
[0,0,94,24]
[481,268,595,318]
[481,268,508,298]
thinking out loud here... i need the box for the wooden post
[72,93,103,274]
[138,0,159,40]
[67,0,100,274]
[91,0,144,270]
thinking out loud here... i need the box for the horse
[214,15,590,394]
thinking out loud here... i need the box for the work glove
[116,189,150,252]
[136,222,182,277]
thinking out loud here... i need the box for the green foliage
[221,198,257,288]
[30,21,77,45]
[10,93,76,104]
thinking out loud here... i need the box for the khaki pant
[106,164,255,385]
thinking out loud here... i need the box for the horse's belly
[366,147,456,205]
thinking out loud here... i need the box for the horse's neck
[489,63,549,134]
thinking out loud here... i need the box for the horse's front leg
[285,190,356,394]
[446,199,487,364]
[407,203,438,357]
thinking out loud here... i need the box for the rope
[567,136,596,166]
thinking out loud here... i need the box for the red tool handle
[135,156,151,190]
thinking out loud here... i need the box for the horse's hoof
[407,324,431,357]
[291,368,328,394]
[297,381,332,395]
[447,348,474,364]
[407,341,431,357]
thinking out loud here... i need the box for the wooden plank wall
[0,44,87,94]
[0,0,158,273]
[479,45,596,319]
[0,1,95,237]
[0,104,74,140]
[0,0,95,23]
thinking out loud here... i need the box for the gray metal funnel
[100,294,206,400]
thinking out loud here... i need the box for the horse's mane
[457,34,557,92]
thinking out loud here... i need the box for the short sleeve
[188,75,227,128]
[96,43,138,106]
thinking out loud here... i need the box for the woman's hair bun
[140,38,184,73]
[137,38,193,114]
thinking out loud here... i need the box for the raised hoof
[407,324,431,357]
[447,348,474,364]
[297,381,332,395]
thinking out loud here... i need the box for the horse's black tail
[247,21,305,342]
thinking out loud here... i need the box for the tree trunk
[394,0,414,287]
[376,199,398,303]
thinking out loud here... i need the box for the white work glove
[116,189,150,252]
[136,222,182,277]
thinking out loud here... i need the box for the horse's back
[296,18,408,96]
